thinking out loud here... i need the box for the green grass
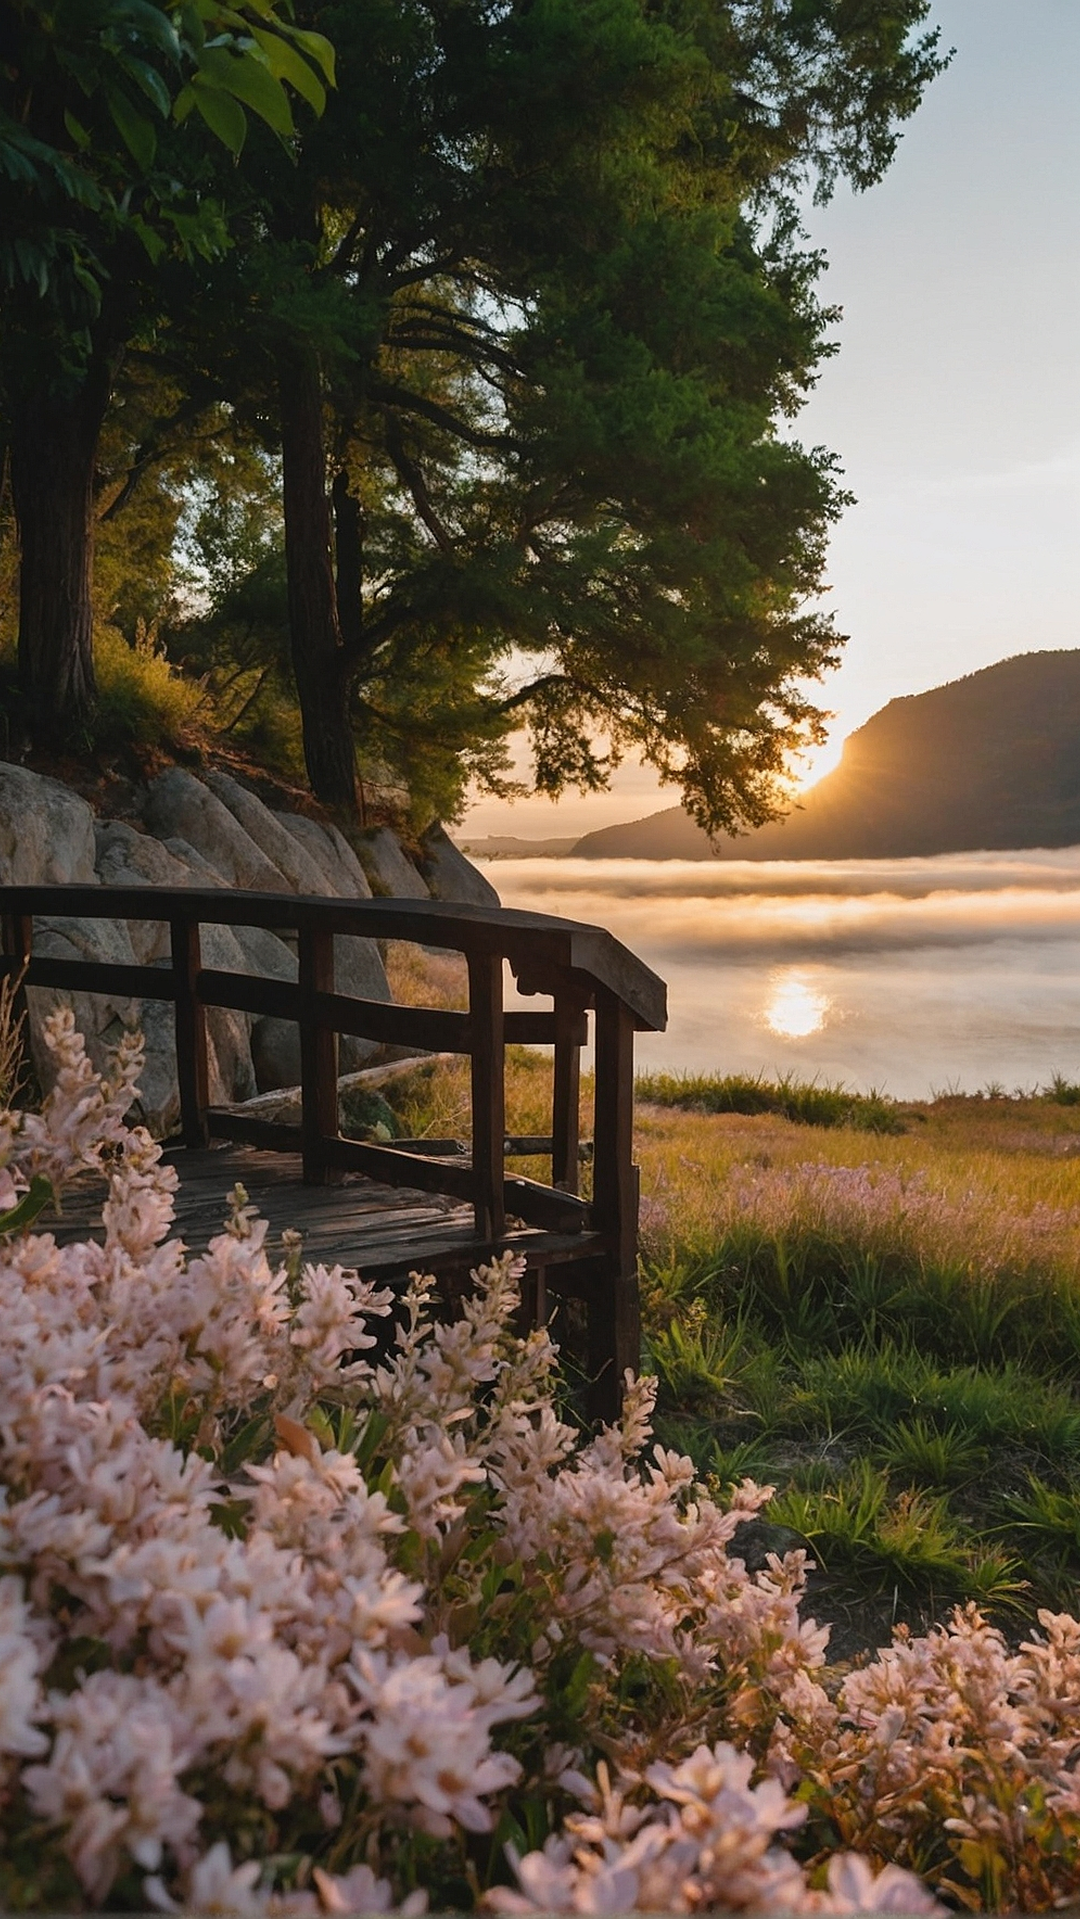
[368,1054,1080,1647]
[635,1068,906,1133]
[632,1073,1080,1647]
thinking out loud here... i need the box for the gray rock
[244,924,389,1090]
[418,822,500,908]
[273,815,388,1066]
[142,768,288,893]
[163,838,229,886]
[204,771,332,896]
[0,764,97,884]
[25,917,197,1134]
[355,826,429,899]
[94,820,196,963]
[95,818,192,888]
[275,813,373,899]
[333,935,390,1076]
[250,1017,301,1094]
[175,920,258,1111]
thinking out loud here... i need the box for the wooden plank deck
[52,1144,604,1282]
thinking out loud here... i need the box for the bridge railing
[0,886,666,1293]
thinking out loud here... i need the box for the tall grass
[636,1068,904,1133]
[334,1055,1080,1627]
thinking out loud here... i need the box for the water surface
[481,848,1080,1098]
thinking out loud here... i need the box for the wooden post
[552,989,585,1193]
[299,922,338,1184]
[468,949,505,1239]
[589,986,640,1422]
[170,917,209,1148]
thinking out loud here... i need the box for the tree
[0,0,333,746]
[167,0,945,826]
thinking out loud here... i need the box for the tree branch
[383,416,455,555]
[97,393,214,523]
[368,379,515,451]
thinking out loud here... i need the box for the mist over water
[482,849,1080,1098]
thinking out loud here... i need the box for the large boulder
[29,917,141,1099]
[24,915,255,1133]
[418,821,499,908]
[276,813,373,899]
[162,838,229,886]
[0,764,96,885]
[94,820,196,963]
[355,826,429,899]
[142,768,288,893]
[203,771,332,896]
[242,924,388,1090]
[274,814,388,1061]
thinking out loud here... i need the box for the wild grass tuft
[635,1068,905,1133]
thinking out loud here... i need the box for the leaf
[250,26,326,115]
[190,77,247,154]
[63,110,92,151]
[118,1,183,61]
[221,1411,272,1473]
[177,3,206,53]
[282,26,336,87]
[274,1412,320,1464]
[0,1176,54,1237]
[352,1409,391,1472]
[117,53,173,119]
[197,44,294,138]
[107,86,157,168]
[130,213,167,262]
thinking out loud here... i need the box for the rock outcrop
[0,765,96,884]
[356,826,429,899]
[418,821,500,907]
[276,813,372,899]
[203,771,333,896]
[143,768,288,892]
[0,764,497,1133]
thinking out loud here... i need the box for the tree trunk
[10,375,106,747]
[279,350,359,814]
[331,467,364,658]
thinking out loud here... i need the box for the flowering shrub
[0,1014,1075,1915]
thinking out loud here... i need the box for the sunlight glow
[762,971,831,1038]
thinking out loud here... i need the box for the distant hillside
[573,651,1080,860]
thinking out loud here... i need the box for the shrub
[6,1017,1080,1915]
[94,623,204,749]
[0,1011,932,1917]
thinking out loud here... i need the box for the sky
[461,0,1080,842]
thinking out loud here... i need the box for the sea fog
[480,848,1080,1099]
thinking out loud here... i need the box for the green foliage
[93,623,203,747]
[0,0,335,302]
[874,1416,989,1488]
[636,1069,906,1132]
[150,0,947,821]
[339,1088,402,1143]
[1046,1072,1080,1106]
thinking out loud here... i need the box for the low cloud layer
[487,851,1080,961]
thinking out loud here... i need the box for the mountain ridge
[573,650,1080,861]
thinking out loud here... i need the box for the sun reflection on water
[762,971,831,1038]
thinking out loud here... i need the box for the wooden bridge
[0,886,666,1419]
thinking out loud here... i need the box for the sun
[762,971,831,1039]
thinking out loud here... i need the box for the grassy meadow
[368,1034,1080,1657]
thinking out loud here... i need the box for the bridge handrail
[0,884,666,1269]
